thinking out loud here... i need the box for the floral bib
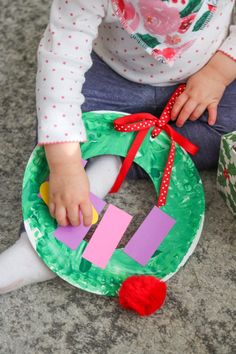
[111,0,219,65]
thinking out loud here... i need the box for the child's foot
[0,232,56,294]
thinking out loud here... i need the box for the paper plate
[22,111,205,296]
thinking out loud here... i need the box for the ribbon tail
[157,126,176,207]
[163,125,199,155]
[110,129,149,193]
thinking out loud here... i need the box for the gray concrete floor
[0,1,235,353]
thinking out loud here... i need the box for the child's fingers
[171,92,189,120]
[189,104,207,121]
[175,98,198,127]
[67,205,80,227]
[80,201,93,227]
[207,104,218,126]
[49,202,55,217]
[55,205,68,226]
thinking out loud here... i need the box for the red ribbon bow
[110,84,199,207]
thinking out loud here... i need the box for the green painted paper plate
[22,111,205,296]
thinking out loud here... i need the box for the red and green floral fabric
[111,0,219,64]
[217,132,236,216]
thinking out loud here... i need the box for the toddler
[1,0,236,294]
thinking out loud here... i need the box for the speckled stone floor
[0,1,235,354]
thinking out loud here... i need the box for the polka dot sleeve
[218,3,236,63]
[36,0,108,145]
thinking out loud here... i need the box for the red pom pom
[118,275,167,316]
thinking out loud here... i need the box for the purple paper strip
[82,159,87,167]
[53,193,106,250]
[123,206,176,266]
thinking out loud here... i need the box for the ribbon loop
[114,112,158,133]
[110,84,199,207]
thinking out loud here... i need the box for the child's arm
[36,0,107,226]
[171,7,236,127]
[36,0,107,145]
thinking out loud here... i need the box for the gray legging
[81,52,236,174]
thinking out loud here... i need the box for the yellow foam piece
[40,181,49,206]
[91,206,99,225]
[39,181,99,224]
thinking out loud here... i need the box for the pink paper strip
[82,205,132,269]
[53,193,106,250]
[123,206,176,266]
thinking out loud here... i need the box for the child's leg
[0,232,56,294]
[0,155,121,294]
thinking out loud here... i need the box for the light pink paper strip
[82,205,132,269]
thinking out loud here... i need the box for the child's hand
[171,52,236,127]
[49,164,92,227]
[44,143,92,227]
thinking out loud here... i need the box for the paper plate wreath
[22,85,205,314]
